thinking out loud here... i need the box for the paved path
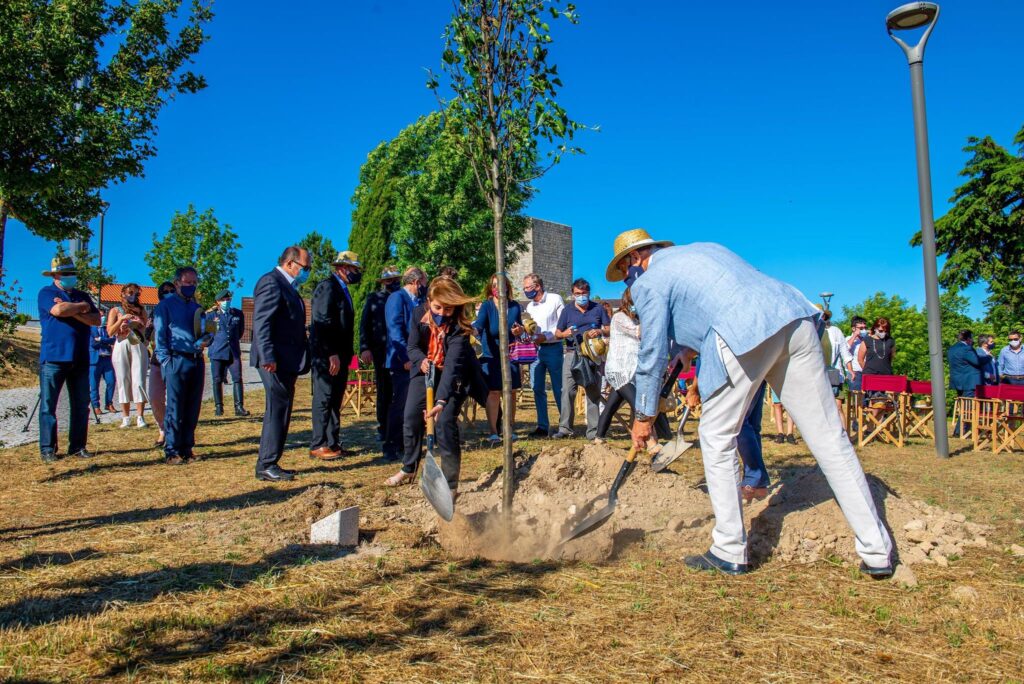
[0,355,264,450]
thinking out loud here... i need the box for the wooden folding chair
[993,385,1024,454]
[343,357,376,417]
[855,374,907,447]
[904,380,935,440]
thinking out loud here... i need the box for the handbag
[509,340,538,365]
[570,349,601,388]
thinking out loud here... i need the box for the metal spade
[420,363,455,522]
[560,446,639,544]
[651,406,694,473]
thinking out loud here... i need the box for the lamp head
[886,2,938,31]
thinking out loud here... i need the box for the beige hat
[605,228,673,282]
[332,250,362,268]
[42,255,77,277]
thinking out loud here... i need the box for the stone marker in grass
[310,507,359,546]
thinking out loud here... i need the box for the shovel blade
[651,438,694,472]
[560,500,616,544]
[420,450,455,522]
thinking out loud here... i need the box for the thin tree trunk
[493,193,515,521]
[0,197,7,274]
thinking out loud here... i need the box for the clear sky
[7,1,1023,319]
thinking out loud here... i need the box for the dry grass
[0,384,1022,682]
[0,330,40,390]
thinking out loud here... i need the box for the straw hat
[42,255,77,277]
[605,228,673,282]
[332,250,362,268]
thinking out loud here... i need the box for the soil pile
[433,444,991,566]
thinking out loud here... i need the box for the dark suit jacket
[250,268,310,375]
[360,289,390,356]
[208,307,244,362]
[407,307,488,405]
[947,341,982,391]
[310,276,355,364]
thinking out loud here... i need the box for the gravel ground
[0,355,263,450]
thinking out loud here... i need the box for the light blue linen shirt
[998,345,1024,377]
[632,243,820,415]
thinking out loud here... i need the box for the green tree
[912,125,1024,333]
[428,0,587,512]
[0,0,213,270]
[295,231,337,300]
[349,170,397,335]
[841,292,930,380]
[145,205,241,309]
[72,248,115,297]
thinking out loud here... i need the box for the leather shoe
[309,446,343,461]
[684,551,749,575]
[40,451,57,464]
[71,449,95,459]
[256,465,295,481]
[529,427,549,438]
[165,455,186,465]
[859,561,894,579]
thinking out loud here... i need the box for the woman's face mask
[431,312,449,326]
[126,294,139,305]
[876,331,887,339]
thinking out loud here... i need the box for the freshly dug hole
[433,444,991,565]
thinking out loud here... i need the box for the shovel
[560,446,639,544]
[651,406,694,473]
[420,363,455,522]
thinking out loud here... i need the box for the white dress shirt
[525,291,564,344]
[826,324,852,376]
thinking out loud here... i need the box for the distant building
[508,217,573,298]
[96,284,160,314]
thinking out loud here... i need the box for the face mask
[293,267,310,288]
[491,288,499,298]
[574,295,589,307]
[416,284,428,300]
[346,270,363,285]
[859,330,868,339]
[624,265,645,287]
[100,316,107,326]
[628,305,637,315]
[385,281,400,293]
[524,288,538,300]
[876,331,887,339]
[431,312,449,326]
[219,301,230,312]
[60,275,78,289]
[126,294,139,305]
[1011,340,1022,349]
[180,285,197,299]
[161,291,173,300]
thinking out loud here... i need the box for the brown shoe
[309,446,343,461]
[165,455,185,466]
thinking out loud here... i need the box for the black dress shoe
[684,552,749,575]
[256,465,295,481]
[214,406,224,416]
[234,407,251,417]
[529,427,549,438]
[40,451,57,464]
[859,561,894,579]
[71,449,95,459]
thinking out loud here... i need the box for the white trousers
[113,338,150,405]
[698,319,893,568]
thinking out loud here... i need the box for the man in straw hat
[607,229,893,577]
[37,254,102,462]
[308,250,363,460]
[360,265,402,442]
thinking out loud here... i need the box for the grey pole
[888,3,949,458]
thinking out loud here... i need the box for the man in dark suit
[948,329,983,438]
[251,246,312,481]
[309,250,362,460]
[208,288,249,417]
[359,265,401,441]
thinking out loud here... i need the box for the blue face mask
[859,330,868,339]
[161,291,173,300]
[431,313,449,326]
[60,275,78,289]
[624,265,645,287]
[628,305,637,315]
[180,285,197,299]
[293,267,310,288]
[219,301,230,312]
[524,288,538,300]
[574,295,589,307]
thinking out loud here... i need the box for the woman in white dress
[107,283,150,427]
[595,288,672,445]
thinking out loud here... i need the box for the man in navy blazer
[948,329,982,438]
[251,246,312,481]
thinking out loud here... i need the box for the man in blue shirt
[153,266,209,465]
[37,256,101,462]
[381,266,427,461]
[976,335,998,385]
[998,330,1024,386]
[89,309,117,417]
[207,288,249,417]
[552,278,610,440]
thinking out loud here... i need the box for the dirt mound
[269,484,351,546]
[434,444,991,566]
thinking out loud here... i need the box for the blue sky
[7,1,1023,320]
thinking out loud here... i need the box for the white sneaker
[120,417,131,428]
[136,416,146,428]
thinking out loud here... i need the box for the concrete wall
[508,217,573,298]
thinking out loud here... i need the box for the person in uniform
[207,288,249,417]
[359,265,401,442]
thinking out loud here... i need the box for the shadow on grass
[0,486,315,543]
[0,547,105,572]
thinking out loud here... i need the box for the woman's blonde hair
[619,287,636,321]
[428,277,476,334]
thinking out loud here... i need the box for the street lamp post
[886,2,949,458]
[819,291,834,310]
[97,201,109,273]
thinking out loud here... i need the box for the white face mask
[1011,340,1022,349]
[876,331,887,339]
